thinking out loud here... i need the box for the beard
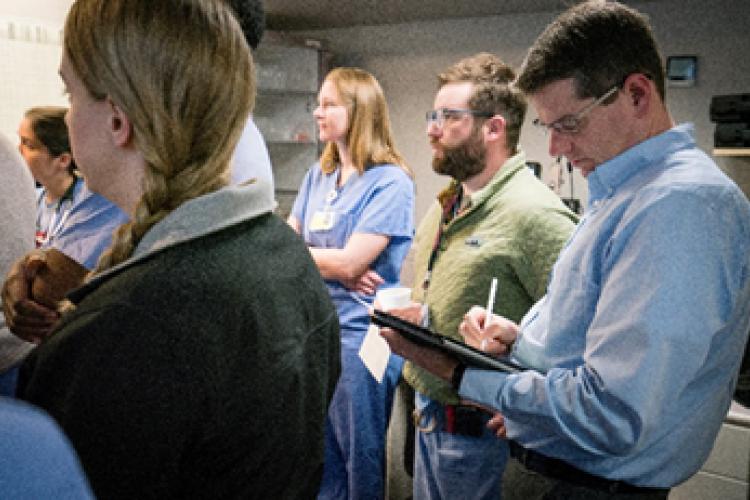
[431,130,486,182]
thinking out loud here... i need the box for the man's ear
[106,97,133,147]
[623,73,652,118]
[54,151,73,172]
[484,115,506,143]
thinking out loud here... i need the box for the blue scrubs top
[36,177,129,270]
[292,163,415,336]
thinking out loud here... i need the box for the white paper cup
[376,287,412,309]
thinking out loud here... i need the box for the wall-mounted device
[710,93,750,149]
[666,55,697,87]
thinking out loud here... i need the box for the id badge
[310,210,336,231]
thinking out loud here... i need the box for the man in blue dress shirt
[382,2,750,498]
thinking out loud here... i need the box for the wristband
[451,363,466,391]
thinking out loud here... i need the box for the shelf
[252,38,323,204]
[254,44,320,94]
[714,148,750,157]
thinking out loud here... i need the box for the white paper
[358,323,391,383]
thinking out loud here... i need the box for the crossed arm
[2,249,87,344]
[287,215,387,295]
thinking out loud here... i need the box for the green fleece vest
[403,153,579,404]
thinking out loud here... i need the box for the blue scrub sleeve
[353,170,414,238]
[52,194,129,270]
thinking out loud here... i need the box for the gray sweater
[0,133,36,372]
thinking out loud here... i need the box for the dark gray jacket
[20,183,340,499]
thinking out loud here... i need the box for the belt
[508,441,670,495]
[413,404,491,437]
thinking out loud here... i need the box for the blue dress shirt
[460,124,750,487]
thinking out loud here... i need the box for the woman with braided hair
[17,1,340,498]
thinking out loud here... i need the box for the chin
[579,164,596,177]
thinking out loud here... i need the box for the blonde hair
[64,0,254,273]
[319,67,411,178]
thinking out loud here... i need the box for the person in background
[0,106,127,388]
[17,1,340,498]
[0,132,93,498]
[19,107,128,268]
[382,2,750,499]
[288,67,415,500]
[0,132,36,396]
[393,53,577,500]
[0,398,95,499]
[225,0,274,192]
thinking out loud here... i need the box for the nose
[548,129,572,158]
[427,120,442,139]
[313,105,323,119]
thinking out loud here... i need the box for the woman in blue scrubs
[2,107,126,390]
[289,67,415,500]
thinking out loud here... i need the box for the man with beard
[394,53,578,499]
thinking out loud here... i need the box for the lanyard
[36,178,78,248]
[421,186,464,294]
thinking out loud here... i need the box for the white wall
[0,1,73,141]
[2,0,73,23]
[292,0,750,221]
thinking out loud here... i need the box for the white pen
[480,277,498,351]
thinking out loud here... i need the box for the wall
[291,0,750,221]
[2,0,73,23]
[0,1,73,141]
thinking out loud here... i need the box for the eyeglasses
[425,108,494,129]
[532,85,620,135]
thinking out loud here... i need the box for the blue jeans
[413,393,509,500]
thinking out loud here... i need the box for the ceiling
[265,0,589,31]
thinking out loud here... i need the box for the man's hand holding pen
[459,306,519,356]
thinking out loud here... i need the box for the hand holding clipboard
[371,308,523,374]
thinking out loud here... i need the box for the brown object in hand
[31,249,88,309]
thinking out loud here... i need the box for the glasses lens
[558,116,581,134]
[426,110,440,126]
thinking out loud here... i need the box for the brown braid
[63,0,253,274]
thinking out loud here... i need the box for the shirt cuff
[457,367,510,410]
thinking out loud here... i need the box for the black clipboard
[371,309,524,374]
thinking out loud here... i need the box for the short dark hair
[24,106,76,173]
[439,53,527,154]
[225,0,265,50]
[516,1,665,101]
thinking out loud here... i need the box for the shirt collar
[70,178,275,302]
[587,123,695,206]
[470,150,527,207]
